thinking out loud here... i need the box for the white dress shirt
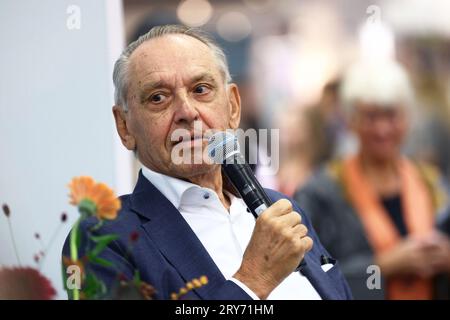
[142,166,322,300]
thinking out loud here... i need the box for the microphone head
[207,131,240,164]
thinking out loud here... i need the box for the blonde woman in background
[294,60,450,299]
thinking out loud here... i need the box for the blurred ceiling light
[293,51,336,106]
[359,21,395,62]
[243,0,277,13]
[177,0,213,27]
[216,12,252,42]
[383,0,450,37]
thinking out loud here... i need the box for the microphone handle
[222,154,272,218]
[244,163,273,206]
[222,154,306,273]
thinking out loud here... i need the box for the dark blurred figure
[294,59,450,299]
[312,80,356,163]
[261,81,352,197]
[438,207,450,238]
[400,38,450,185]
[268,106,328,196]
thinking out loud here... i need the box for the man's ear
[112,105,136,151]
[227,83,241,130]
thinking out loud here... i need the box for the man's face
[114,34,241,179]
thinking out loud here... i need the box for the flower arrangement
[63,176,208,300]
[63,176,145,300]
[2,176,208,300]
[1,203,58,299]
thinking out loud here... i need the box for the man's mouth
[172,133,206,147]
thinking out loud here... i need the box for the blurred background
[122,0,450,190]
[1,0,450,299]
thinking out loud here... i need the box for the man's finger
[270,199,293,217]
[292,223,308,237]
[300,236,314,252]
[278,211,302,227]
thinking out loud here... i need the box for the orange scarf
[343,155,434,299]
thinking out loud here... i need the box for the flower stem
[69,217,81,300]
[39,222,63,270]
[7,218,21,266]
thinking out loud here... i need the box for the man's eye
[150,93,166,103]
[193,85,211,95]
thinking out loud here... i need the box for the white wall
[0,0,132,299]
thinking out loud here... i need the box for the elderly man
[64,25,351,300]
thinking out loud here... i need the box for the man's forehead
[130,34,215,68]
[128,34,221,84]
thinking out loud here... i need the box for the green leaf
[88,234,119,257]
[90,234,119,244]
[90,220,104,232]
[78,199,97,217]
[133,270,141,284]
[83,273,107,299]
[88,255,116,268]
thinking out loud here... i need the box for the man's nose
[173,93,200,125]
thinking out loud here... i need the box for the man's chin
[169,162,218,179]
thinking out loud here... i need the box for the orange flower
[171,276,208,300]
[68,176,121,220]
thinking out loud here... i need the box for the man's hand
[233,199,313,299]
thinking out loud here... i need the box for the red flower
[129,231,139,243]
[0,267,56,299]
[2,203,10,217]
[117,273,128,283]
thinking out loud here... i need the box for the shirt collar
[141,166,201,210]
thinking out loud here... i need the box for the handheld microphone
[207,131,272,219]
[207,131,307,272]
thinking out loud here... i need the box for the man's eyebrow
[140,80,167,92]
[139,73,216,92]
[191,73,218,85]
[139,80,168,102]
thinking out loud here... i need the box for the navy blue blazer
[63,171,353,300]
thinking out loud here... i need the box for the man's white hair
[340,59,414,116]
[113,25,232,111]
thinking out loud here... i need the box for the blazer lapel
[129,171,228,299]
